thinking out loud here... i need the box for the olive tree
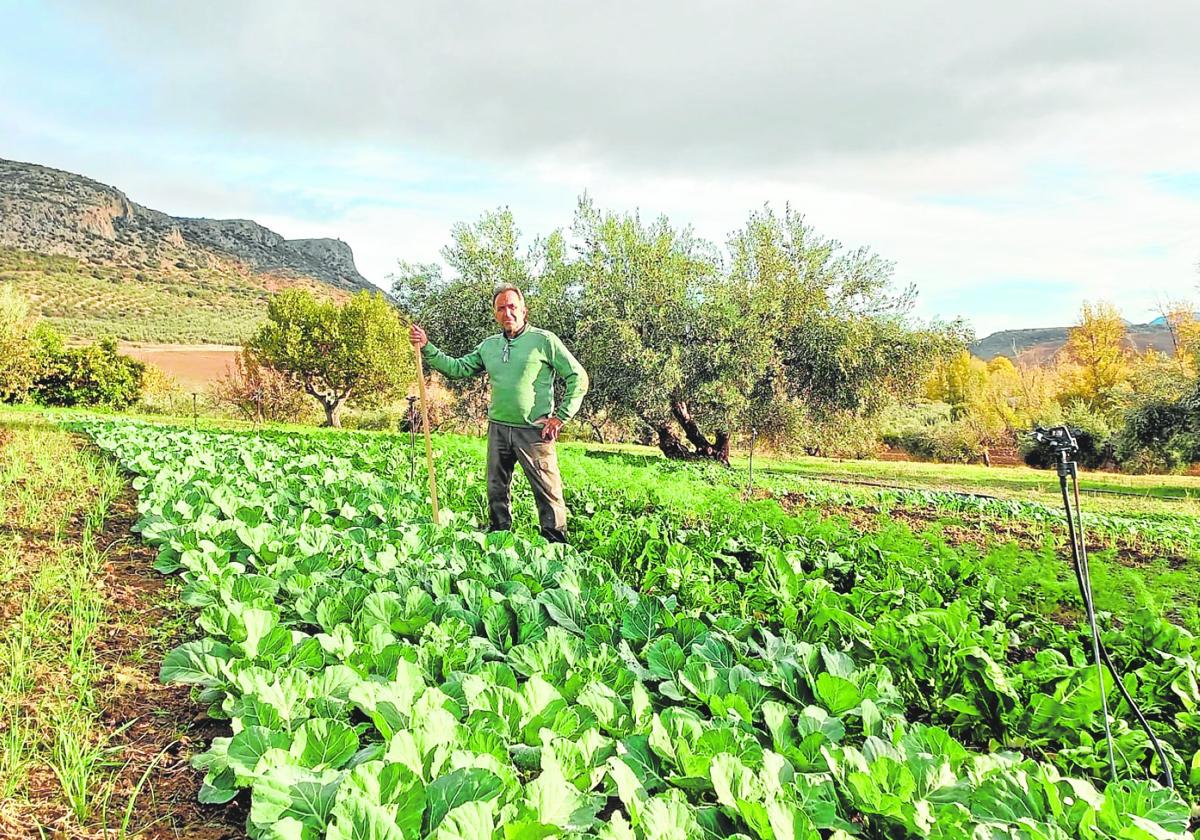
[570,198,766,462]
[249,289,412,427]
[728,206,967,453]
[388,199,963,461]
[391,209,582,430]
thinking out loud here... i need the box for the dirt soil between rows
[4,470,247,838]
[92,485,248,838]
[770,489,1188,571]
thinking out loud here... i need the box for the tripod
[1036,426,1173,789]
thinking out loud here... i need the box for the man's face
[494,290,527,334]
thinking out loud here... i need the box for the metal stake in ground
[405,395,418,485]
[413,345,441,525]
[744,427,757,500]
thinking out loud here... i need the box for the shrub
[790,409,884,459]
[880,401,953,458]
[213,346,311,424]
[0,286,42,402]
[35,337,146,409]
[1115,384,1200,472]
[1021,401,1115,469]
[344,404,410,432]
[133,362,185,414]
[879,401,994,463]
[926,420,987,463]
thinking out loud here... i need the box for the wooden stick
[413,344,441,525]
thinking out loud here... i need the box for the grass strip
[0,412,125,832]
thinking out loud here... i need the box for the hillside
[0,158,377,344]
[971,321,1177,363]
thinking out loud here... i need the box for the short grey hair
[492,284,525,305]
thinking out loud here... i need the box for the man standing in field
[408,285,589,543]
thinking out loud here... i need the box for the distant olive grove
[0,285,146,409]
[0,246,338,345]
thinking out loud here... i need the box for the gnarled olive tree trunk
[304,380,351,428]
[645,400,731,465]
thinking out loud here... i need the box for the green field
[0,247,343,344]
[565,443,1200,636]
[740,453,1200,504]
[3,403,1191,838]
[573,439,1200,502]
[4,404,1198,836]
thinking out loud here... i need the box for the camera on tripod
[1032,425,1080,456]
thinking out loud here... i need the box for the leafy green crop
[545,449,1200,797]
[78,419,1197,838]
[751,471,1200,559]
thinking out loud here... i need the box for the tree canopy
[1061,300,1132,413]
[393,199,966,460]
[249,289,412,427]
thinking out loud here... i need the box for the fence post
[745,427,757,499]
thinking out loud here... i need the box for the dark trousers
[486,421,568,543]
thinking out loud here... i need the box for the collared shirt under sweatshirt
[421,326,589,428]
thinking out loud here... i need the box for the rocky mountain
[971,322,1176,363]
[0,158,374,294]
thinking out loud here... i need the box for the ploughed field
[73,419,1200,838]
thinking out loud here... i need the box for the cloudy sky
[3,1,1198,336]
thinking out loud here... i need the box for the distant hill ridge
[971,321,1177,363]
[0,158,381,345]
[0,158,373,293]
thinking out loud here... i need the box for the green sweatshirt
[421,326,589,428]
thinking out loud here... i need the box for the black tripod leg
[1059,465,1118,782]
[1068,470,1175,789]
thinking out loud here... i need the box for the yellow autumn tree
[1012,360,1062,423]
[924,350,985,413]
[1061,301,1131,413]
[1123,349,1191,405]
[1162,305,1200,371]
[925,351,1058,429]
[972,357,1022,429]
[921,351,1064,463]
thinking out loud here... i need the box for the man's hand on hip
[409,324,428,348]
[534,417,563,441]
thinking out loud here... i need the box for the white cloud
[61,1,1200,170]
[6,1,1199,336]
[514,160,1199,335]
